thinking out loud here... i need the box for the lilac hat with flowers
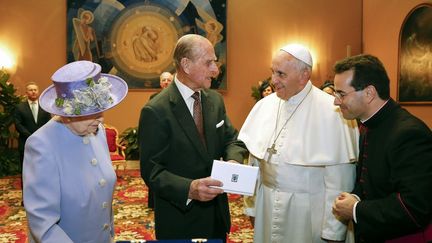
[39,60,128,117]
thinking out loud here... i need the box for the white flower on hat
[62,101,74,115]
[55,77,114,115]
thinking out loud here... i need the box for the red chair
[104,124,127,171]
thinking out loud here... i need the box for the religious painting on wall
[398,3,432,104]
[67,0,227,90]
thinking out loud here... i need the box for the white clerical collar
[360,99,389,123]
[285,80,312,105]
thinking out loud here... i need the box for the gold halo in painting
[109,4,182,79]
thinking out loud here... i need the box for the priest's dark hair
[334,54,390,100]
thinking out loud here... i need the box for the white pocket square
[216,120,224,128]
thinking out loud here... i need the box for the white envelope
[210,160,259,196]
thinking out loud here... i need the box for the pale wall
[2,0,362,133]
[363,0,432,128]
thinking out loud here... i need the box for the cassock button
[103,223,109,230]
[91,158,98,166]
[102,202,108,208]
[99,179,106,187]
[83,137,90,144]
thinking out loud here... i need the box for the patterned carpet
[0,170,254,242]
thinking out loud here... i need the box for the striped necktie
[191,92,206,146]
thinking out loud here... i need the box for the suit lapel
[201,91,217,157]
[169,84,209,161]
[36,106,45,125]
[36,106,41,125]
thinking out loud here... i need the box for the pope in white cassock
[238,44,359,243]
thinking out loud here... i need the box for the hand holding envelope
[210,160,259,196]
[188,177,224,202]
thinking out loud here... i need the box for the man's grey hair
[173,34,207,69]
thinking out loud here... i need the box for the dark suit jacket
[138,83,247,240]
[353,99,432,242]
[149,91,160,100]
[14,101,51,153]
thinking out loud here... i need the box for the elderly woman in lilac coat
[23,60,128,243]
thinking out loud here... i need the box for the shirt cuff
[351,194,360,223]
[352,194,361,201]
[186,199,192,205]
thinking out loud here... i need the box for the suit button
[91,158,98,166]
[99,179,106,187]
[103,223,109,230]
[102,202,108,208]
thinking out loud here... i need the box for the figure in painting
[174,0,224,47]
[132,26,160,63]
[399,5,432,101]
[72,9,100,62]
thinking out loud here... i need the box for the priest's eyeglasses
[333,89,360,100]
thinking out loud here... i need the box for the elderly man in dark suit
[332,54,432,242]
[14,82,51,167]
[138,34,247,241]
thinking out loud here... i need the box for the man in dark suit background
[14,82,51,168]
[138,34,247,241]
[332,54,432,242]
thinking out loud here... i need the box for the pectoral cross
[266,143,277,162]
